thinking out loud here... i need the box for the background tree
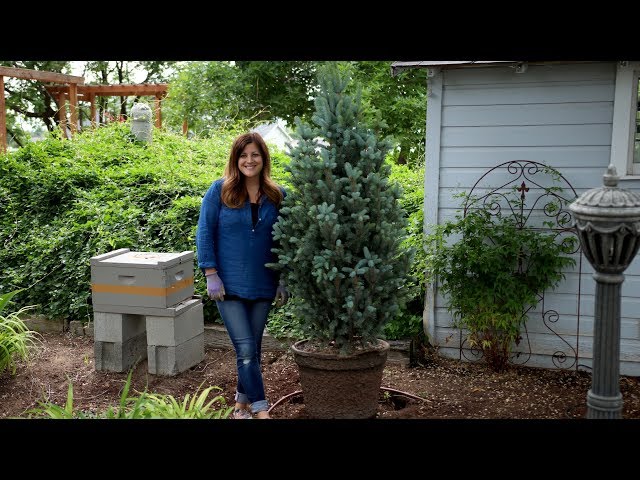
[235,61,318,124]
[164,61,426,166]
[163,61,319,136]
[162,61,254,136]
[0,61,70,148]
[344,61,427,167]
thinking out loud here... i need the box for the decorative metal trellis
[458,160,583,370]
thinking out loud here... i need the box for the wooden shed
[392,61,640,376]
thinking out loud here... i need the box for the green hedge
[0,122,425,340]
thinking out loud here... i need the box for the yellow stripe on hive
[91,277,194,296]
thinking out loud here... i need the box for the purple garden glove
[274,278,289,307]
[206,272,226,301]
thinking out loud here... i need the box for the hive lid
[90,248,194,268]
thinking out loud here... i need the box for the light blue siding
[442,103,613,127]
[443,82,615,106]
[440,146,612,168]
[442,125,612,147]
[425,61,640,375]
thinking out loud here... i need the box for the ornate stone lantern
[569,165,640,418]
[131,102,153,143]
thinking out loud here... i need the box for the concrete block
[94,332,147,372]
[84,322,94,338]
[147,333,204,376]
[69,320,84,336]
[93,312,146,343]
[203,324,290,352]
[145,301,203,347]
[23,316,64,333]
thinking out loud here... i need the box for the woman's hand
[274,278,289,307]
[206,272,226,301]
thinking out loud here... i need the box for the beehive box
[91,248,194,312]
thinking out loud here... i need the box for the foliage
[1,111,424,333]
[235,61,319,125]
[0,121,293,323]
[163,61,318,137]
[163,61,427,168]
[424,189,577,371]
[0,61,70,148]
[385,160,425,340]
[163,61,256,136]
[265,296,306,341]
[27,369,232,419]
[0,289,41,376]
[269,64,414,353]
[266,160,425,343]
[342,61,428,168]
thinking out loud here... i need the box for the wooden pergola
[45,83,168,133]
[0,65,170,154]
[0,66,84,153]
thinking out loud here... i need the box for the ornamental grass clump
[0,290,41,376]
[27,369,233,419]
[269,65,413,354]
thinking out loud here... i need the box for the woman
[196,132,289,419]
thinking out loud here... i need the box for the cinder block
[147,333,204,376]
[145,300,204,346]
[69,320,84,336]
[93,312,146,343]
[84,322,94,337]
[94,332,147,372]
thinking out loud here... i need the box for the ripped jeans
[215,298,272,414]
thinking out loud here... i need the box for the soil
[2,332,640,420]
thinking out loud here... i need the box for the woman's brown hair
[221,132,284,208]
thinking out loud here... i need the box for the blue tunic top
[196,178,284,300]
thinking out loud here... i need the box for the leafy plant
[425,189,577,372]
[0,289,41,376]
[270,64,414,353]
[134,384,232,419]
[2,115,424,333]
[267,159,425,343]
[27,369,233,419]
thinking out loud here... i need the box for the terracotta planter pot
[291,339,389,419]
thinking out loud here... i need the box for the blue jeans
[216,298,272,414]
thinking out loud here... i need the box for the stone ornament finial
[571,165,640,215]
[570,164,640,274]
[602,164,619,187]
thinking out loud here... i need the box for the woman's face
[238,142,264,179]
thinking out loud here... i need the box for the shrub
[0,122,290,324]
[425,189,577,371]
[270,65,414,353]
[1,118,423,334]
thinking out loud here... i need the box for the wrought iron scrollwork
[459,160,583,370]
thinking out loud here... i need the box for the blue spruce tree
[271,65,414,353]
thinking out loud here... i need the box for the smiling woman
[195,131,288,419]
